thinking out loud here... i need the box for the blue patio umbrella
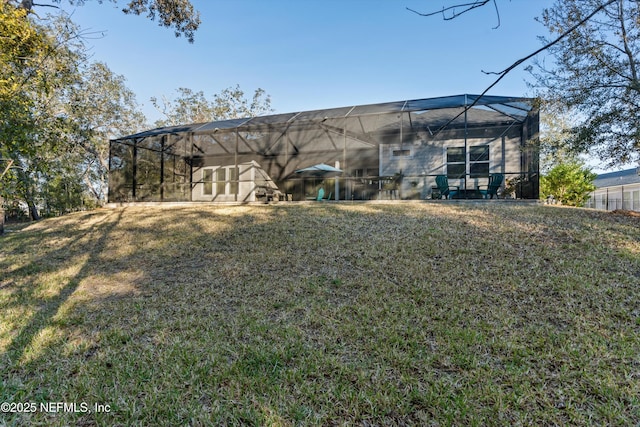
[294,163,343,177]
[295,163,343,201]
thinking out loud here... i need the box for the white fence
[586,194,640,212]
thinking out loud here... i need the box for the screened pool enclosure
[108,94,539,202]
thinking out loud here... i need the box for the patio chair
[316,188,325,201]
[435,175,459,199]
[477,173,504,199]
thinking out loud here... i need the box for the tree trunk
[0,195,4,235]
[27,199,40,221]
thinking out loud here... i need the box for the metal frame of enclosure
[108,94,539,203]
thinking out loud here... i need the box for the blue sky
[57,0,555,123]
[59,1,625,172]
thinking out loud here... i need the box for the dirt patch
[610,209,640,218]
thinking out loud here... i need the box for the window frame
[446,147,466,179]
[202,166,239,196]
[446,145,491,180]
[202,168,214,196]
[469,145,490,178]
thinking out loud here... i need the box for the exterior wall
[191,162,257,202]
[587,183,640,211]
[379,129,524,199]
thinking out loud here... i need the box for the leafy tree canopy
[5,0,201,42]
[531,0,640,168]
[152,85,273,127]
[538,100,582,172]
[0,3,45,98]
[540,162,597,207]
[1,2,66,184]
[1,8,146,219]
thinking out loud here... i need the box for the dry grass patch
[1,202,639,425]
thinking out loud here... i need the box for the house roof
[594,168,640,188]
[115,94,536,141]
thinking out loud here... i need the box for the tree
[1,8,146,220]
[538,100,582,172]
[531,0,639,168]
[1,0,176,227]
[0,3,50,158]
[151,87,215,126]
[0,4,79,220]
[27,60,147,214]
[213,86,273,121]
[540,162,597,206]
[67,61,147,203]
[152,85,273,127]
[410,1,638,168]
[5,0,201,42]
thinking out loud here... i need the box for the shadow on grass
[0,203,638,425]
[2,209,125,367]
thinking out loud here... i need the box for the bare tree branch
[1,160,16,180]
[490,0,500,29]
[31,3,60,8]
[617,0,639,85]
[432,0,618,135]
[408,0,502,29]
[407,0,490,19]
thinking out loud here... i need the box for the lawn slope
[1,203,639,425]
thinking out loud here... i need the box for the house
[586,168,640,211]
[108,94,539,203]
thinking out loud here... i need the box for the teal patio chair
[315,188,333,201]
[477,173,504,199]
[435,175,459,199]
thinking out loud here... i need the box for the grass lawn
[1,202,639,426]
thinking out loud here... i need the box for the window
[389,145,413,159]
[202,166,239,196]
[229,167,238,195]
[447,145,490,179]
[392,149,411,157]
[203,169,213,195]
[598,194,606,210]
[469,146,489,178]
[625,190,640,210]
[447,147,465,179]
[216,168,226,195]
